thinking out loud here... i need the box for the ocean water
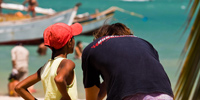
[0,0,191,99]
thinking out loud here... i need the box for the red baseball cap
[43,23,82,49]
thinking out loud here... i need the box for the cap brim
[70,23,83,36]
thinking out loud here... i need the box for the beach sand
[0,96,85,100]
[0,96,43,100]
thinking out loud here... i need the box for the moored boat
[0,6,116,44]
[73,6,116,35]
[0,4,79,45]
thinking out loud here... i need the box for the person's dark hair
[93,23,133,39]
[76,41,82,46]
[40,39,44,43]
[8,74,19,81]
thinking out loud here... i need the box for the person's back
[40,57,78,100]
[11,45,29,81]
[22,0,38,17]
[28,0,37,6]
[0,0,2,14]
[11,45,29,70]
[82,23,173,100]
[83,35,173,99]
[23,0,38,6]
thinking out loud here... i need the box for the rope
[113,6,148,21]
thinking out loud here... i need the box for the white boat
[73,6,116,35]
[0,4,79,45]
[74,6,147,35]
[0,3,117,44]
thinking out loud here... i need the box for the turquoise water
[0,0,191,99]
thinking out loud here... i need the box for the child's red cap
[43,23,82,49]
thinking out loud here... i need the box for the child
[8,69,19,97]
[15,22,82,100]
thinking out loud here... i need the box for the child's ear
[67,39,72,47]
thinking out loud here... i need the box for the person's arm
[35,0,38,6]
[85,82,106,100]
[98,81,107,100]
[11,49,16,69]
[22,0,28,6]
[12,60,16,69]
[15,67,41,100]
[54,59,75,100]
[82,46,103,100]
[85,85,100,100]
[11,50,19,74]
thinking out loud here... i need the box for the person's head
[93,23,133,40]
[76,41,83,48]
[43,22,82,54]
[8,73,19,82]
[16,42,22,46]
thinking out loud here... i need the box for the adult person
[74,41,83,59]
[8,69,19,97]
[22,0,38,17]
[11,43,29,81]
[0,0,3,14]
[15,23,82,100]
[82,23,174,100]
[11,43,36,94]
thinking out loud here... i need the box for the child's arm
[54,59,75,100]
[15,67,42,100]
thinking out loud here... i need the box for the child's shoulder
[60,58,75,68]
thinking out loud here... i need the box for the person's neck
[52,52,68,59]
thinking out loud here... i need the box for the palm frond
[174,0,200,100]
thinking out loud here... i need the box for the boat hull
[0,38,42,45]
[0,7,115,45]
[79,12,114,35]
[0,8,76,45]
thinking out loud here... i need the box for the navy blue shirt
[82,35,173,100]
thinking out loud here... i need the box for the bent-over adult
[82,23,174,100]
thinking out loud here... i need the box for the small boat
[73,6,116,35]
[0,4,79,45]
[0,5,116,44]
[74,6,147,34]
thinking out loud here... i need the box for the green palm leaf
[174,0,200,100]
